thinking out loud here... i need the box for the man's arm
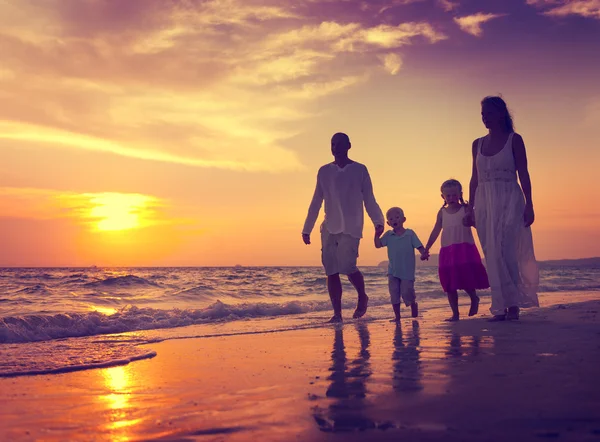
[361,166,385,229]
[301,172,324,244]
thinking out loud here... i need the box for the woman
[464,96,539,321]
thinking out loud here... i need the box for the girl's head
[481,96,514,133]
[440,179,466,207]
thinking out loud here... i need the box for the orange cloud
[527,0,600,19]
[0,187,176,232]
[454,12,506,37]
[0,1,447,173]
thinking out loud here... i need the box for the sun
[86,193,156,232]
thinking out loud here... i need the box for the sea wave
[83,275,159,288]
[0,297,394,344]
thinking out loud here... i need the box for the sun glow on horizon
[84,193,158,232]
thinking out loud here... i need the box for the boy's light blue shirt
[380,228,423,280]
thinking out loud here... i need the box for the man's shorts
[388,276,416,306]
[320,229,360,276]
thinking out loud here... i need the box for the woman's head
[440,179,465,206]
[481,96,514,133]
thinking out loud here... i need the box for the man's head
[331,132,351,158]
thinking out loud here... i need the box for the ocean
[1,265,599,377]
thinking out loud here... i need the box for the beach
[1,291,599,441]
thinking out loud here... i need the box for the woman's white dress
[474,133,540,315]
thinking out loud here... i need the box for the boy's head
[386,207,405,228]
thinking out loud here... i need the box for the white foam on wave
[0,349,157,378]
[0,297,397,344]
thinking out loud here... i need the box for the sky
[0,0,599,267]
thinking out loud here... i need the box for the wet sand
[1,292,599,441]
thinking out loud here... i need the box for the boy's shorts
[321,229,360,276]
[388,276,416,306]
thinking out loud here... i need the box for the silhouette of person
[464,96,539,321]
[302,132,385,323]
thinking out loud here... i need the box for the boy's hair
[440,179,467,208]
[481,95,515,133]
[386,207,404,218]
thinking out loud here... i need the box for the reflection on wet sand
[313,323,374,432]
[446,329,484,360]
[392,320,423,393]
[100,365,142,439]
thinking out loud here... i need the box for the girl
[424,179,489,321]
[463,96,539,321]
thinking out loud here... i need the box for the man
[302,132,385,323]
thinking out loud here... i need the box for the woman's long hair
[481,95,514,133]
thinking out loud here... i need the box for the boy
[375,207,428,321]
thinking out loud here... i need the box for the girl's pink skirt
[439,243,489,292]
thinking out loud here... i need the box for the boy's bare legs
[446,290,460,322]
[348,270,369,318]
[466,289,480,316]
[391,303,401,322]
[327,274,343,323]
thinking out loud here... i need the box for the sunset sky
[1,0,599,266]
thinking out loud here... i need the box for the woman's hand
[524,203,535,227]
[463,206,475,227]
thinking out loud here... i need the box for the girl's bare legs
[466,289,480,316]
[446,290,459,321]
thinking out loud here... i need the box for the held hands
[420,249,430,261]
[375,224,384,237]
[302,233,311,245]
[462,206,475,227]
[524,203,535,227]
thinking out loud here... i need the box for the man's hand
[302,233,311,245]
[420,249,430,261]
[374,224,384,237]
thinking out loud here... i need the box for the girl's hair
[481,95,514,133]
[440,179,466,208]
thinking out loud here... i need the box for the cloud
[0,0,447,172]
[0,186,171,231]
[380,53,403,74]
[438,0,459,12]
[526,0,600,19]
[454,12,506,37]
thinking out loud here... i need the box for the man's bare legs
[348,270,369,319]
[327,274,343,323]
[326,270,369,322]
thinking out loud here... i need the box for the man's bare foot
[445,316,459,322]
[469,296,480,316]
[353,295,369,319]
[390,317,400,323]
[327,314,343,323]
[410,302,418,318]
